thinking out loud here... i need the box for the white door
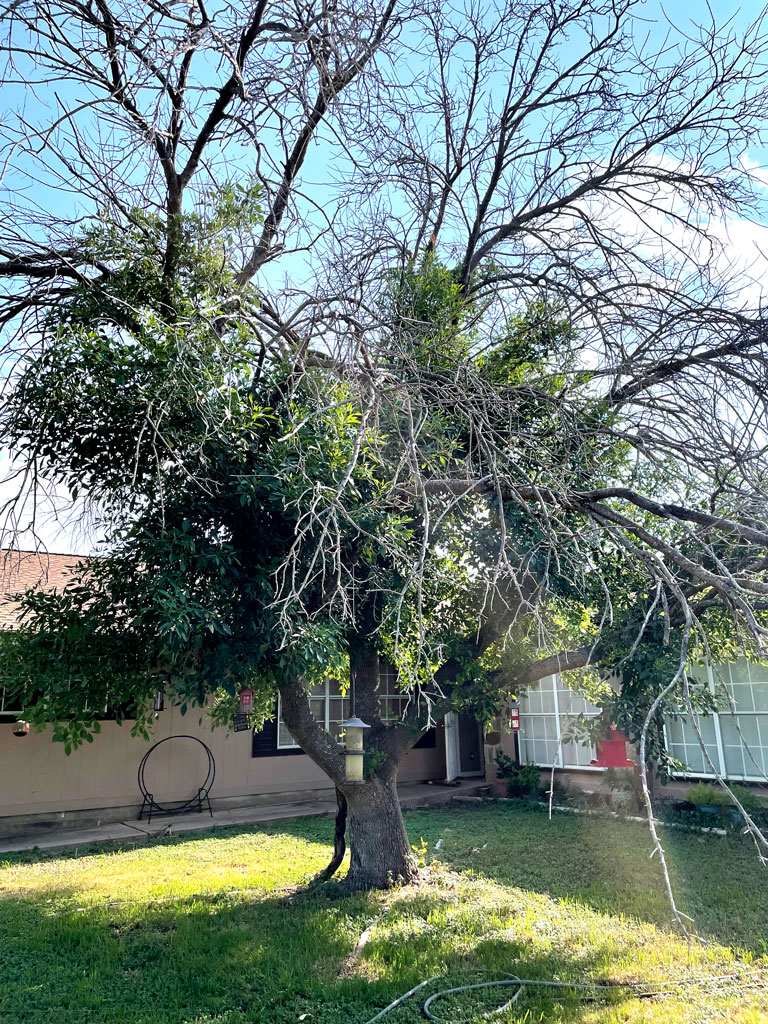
[444,711,460,781]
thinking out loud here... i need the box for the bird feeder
[153,690,165,713]
[12,720,30,738]
[341,716,370,783]
[238,686,254,715]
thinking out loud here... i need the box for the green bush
[728,783,765,811]
[686,781,766,809]
[686,782,733,806]
[493,751,518,779]
[493,753,541,797]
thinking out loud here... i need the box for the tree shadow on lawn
[0,878,374,1024]
[1,814,764,1024]
[402,802,768,954]
[4,802,767,955]
[0,878,664,1024]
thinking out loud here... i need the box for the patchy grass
[0,804,766,1023]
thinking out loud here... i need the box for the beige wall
[0,708,446,820]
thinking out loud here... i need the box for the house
[0,551,486,838]
[5,549,762,839]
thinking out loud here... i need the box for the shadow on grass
[0,876,657,1024]
[2,802,767,1024]
[0,878,374,1024]
[4,802,768,955]
[402,802,768,953]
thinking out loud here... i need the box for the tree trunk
[322,787,348,881]
[343,774,416,889]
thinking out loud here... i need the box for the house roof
[0,550,87,630]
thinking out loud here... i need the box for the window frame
[255,670,438,758]
[0,688,22,720]
[664,661,768,783]
[517,674,604,771]
[275,680,350,751]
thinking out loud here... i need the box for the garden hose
[361,970,755,1023]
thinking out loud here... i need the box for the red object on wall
[238,687,254,715]
[509,707,521,732]
[590,726,634,768]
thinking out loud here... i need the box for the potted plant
[686,782,735,818]
[493,752,540,798]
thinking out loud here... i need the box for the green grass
[1,803,766,1023]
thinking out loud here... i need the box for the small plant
[363,749,387,780]
[725,783,764,812]
[494,753,540,797]
[686,782,732,807]
[410,837,429,868]
[493,751,518,779]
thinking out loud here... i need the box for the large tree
[2,0,768,890]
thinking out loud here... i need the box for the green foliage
[729,783,766,811]
[685,783,733,807]
[363,749,388,780]
[3,188,751,785]
[493,751,518,779]
[382,252,471,367]
[685,782,764,811]
[409,836,429,867]
[494,753,540,797]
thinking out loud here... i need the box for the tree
[2,0,768,892]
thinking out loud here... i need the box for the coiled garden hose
[362,970,752,1023]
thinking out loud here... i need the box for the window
[664,660,768,782]
[276,678,350,750]
[253,670,437,757]
[253,680,351,757]
[378,665,437,748]
[0,688,22,719]
[517,675,602,770]
[378,664,419,723]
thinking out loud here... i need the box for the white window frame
[517,674,604,771]
[276,681,349,750]
[378,664,420,724]
[0,688,22,719]
[664,661,768,783]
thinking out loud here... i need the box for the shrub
[493,752,541,796]
[728,783,765,812]
[493,752,518,779]
[686,782,733,806]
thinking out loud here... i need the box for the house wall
[0,708,446,834]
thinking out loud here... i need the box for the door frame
[444,711,460,781]
[444,712,485,779]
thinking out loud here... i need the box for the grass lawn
[0,802,766,1023]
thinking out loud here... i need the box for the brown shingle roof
[0,550,89,630]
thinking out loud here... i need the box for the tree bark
[322,786,348,881]
[342,773,416,890]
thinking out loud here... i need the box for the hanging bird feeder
[238,686,254,715]
[341,716,370,783]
